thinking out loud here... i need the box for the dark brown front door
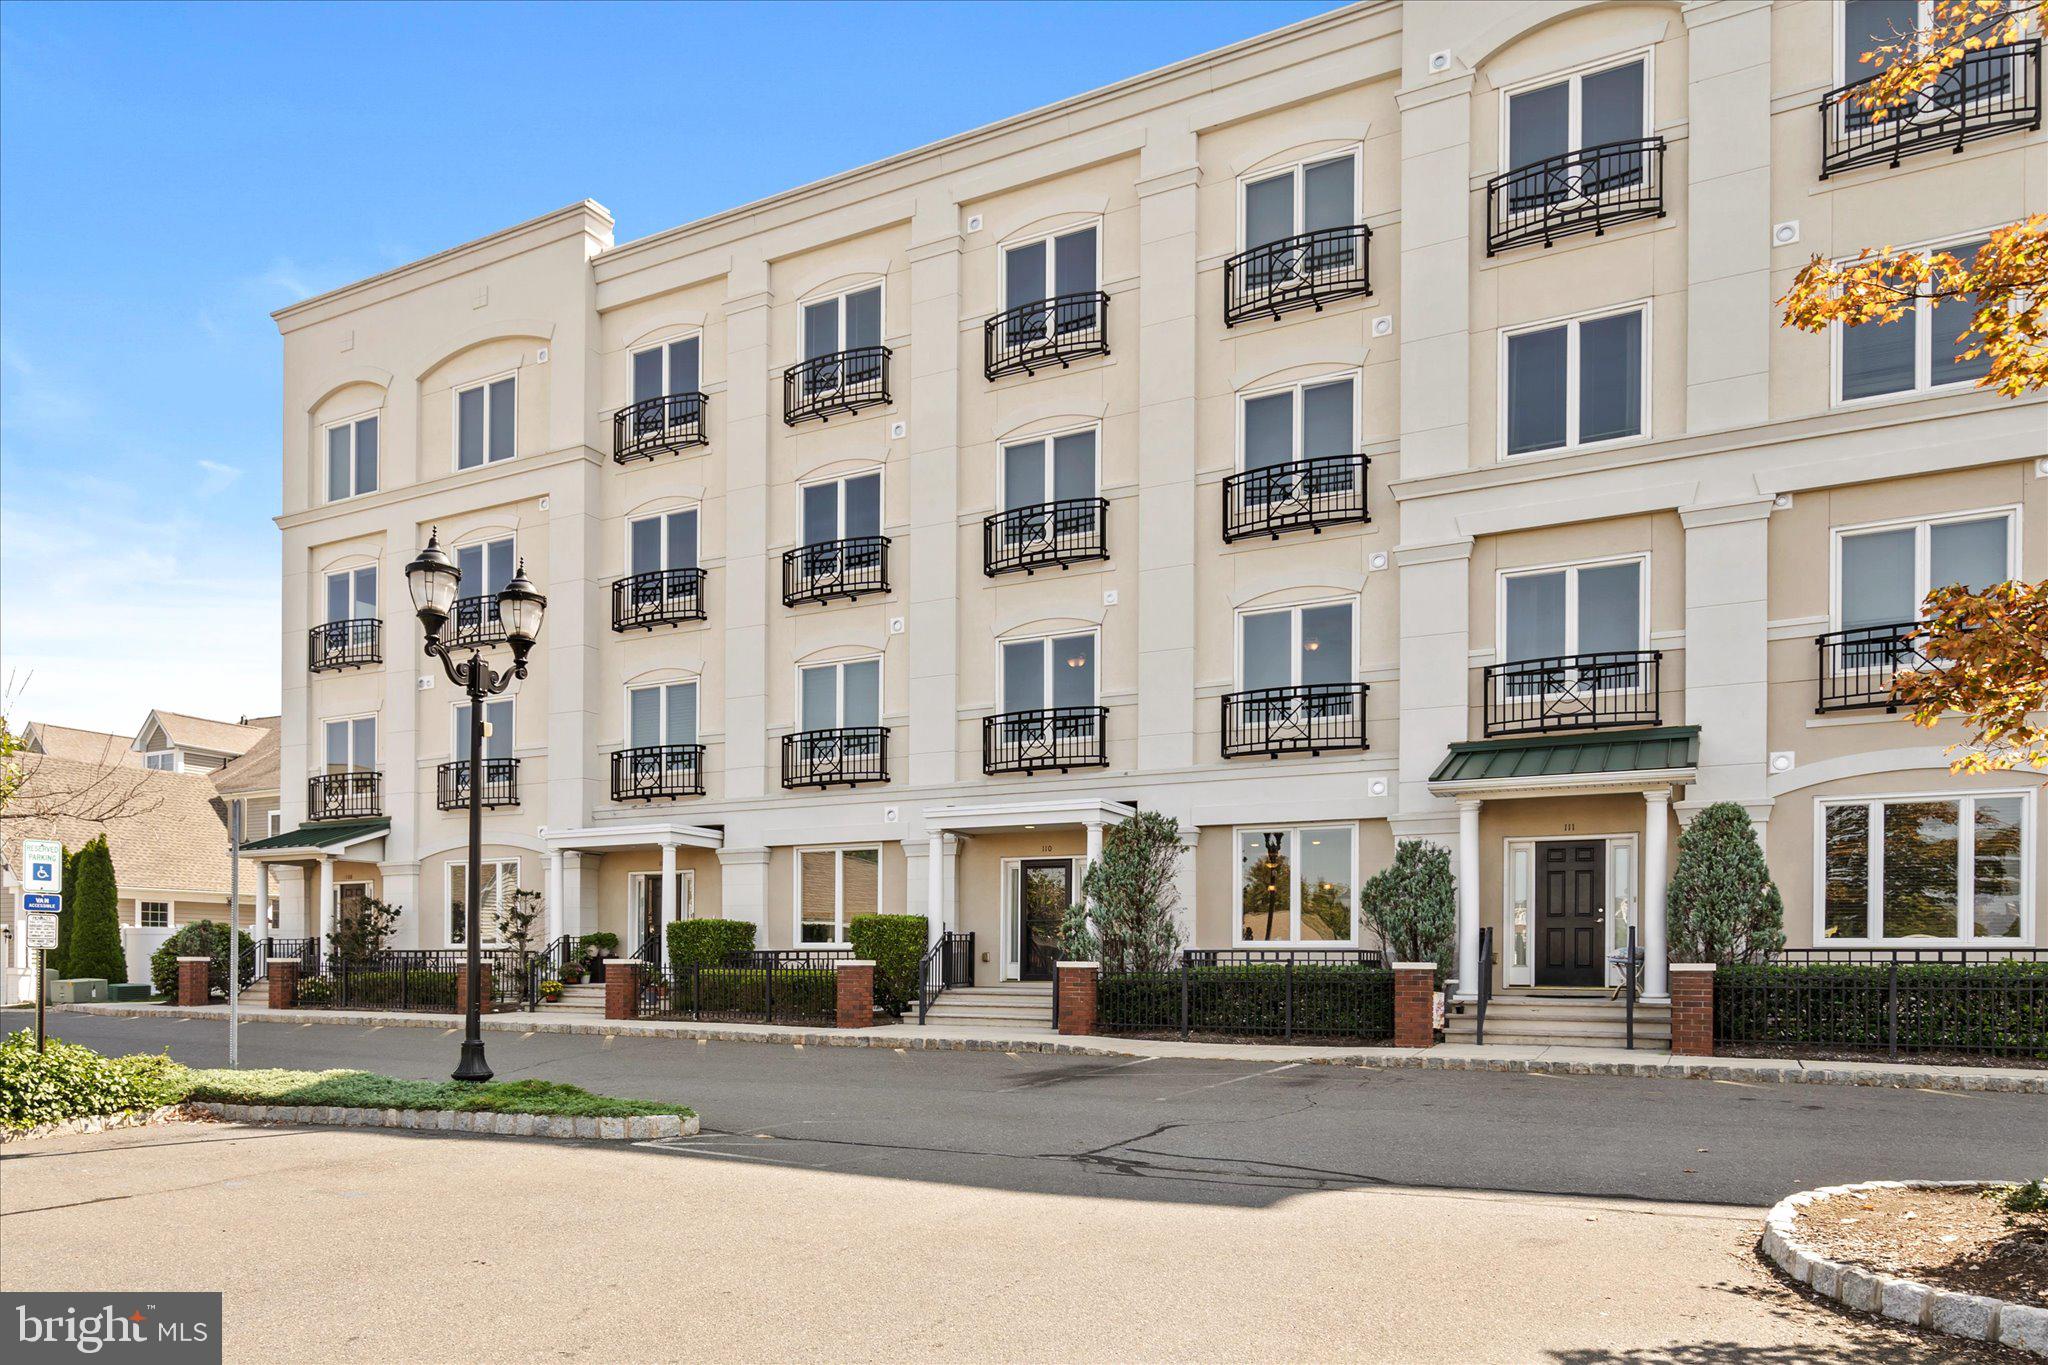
[1536,840,1605,987]
[1018,860,1073,981]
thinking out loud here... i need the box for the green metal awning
[240,818,390,853]
[1429,726,1700,788]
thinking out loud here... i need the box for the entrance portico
[540,821,723,963]
[239,818,391,950]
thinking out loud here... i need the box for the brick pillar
[604,960,644,1021]
[1393,962,1436,1049]
[267,959,300,1009]
[1056,962,1098,1036]
[836,960,876,1029]
[1670,962,1716,1056]
[175,956,211,1007]
[455,960,497,1017]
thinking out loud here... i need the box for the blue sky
[0,0,1338,734]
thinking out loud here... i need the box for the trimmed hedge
[1,1029,188,1133]
[646,964,835,1023]
[149,921,257,1002]
[1098,964,1396,1041]
[668,919,756,970]
[847,914,927,1017]
[1716,962,2048,1058]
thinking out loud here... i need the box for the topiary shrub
[0,1029,192,1133]
[149,921,257,1002]
[1667,802,1785,964]
[847,914,927,1017]
[1058,810,1186,972]
[1357,840,1456,983]
[64,837,126,984]
[667,918,755,970]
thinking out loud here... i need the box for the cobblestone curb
[0,1103,197,1144]
[186,1100,698,1141]
[1762,1180,2048,1357]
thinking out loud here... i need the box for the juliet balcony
[446,596,505,648]
[308,771,382,821]
[1485,136,1666,256]
[983,498,1109,576]
[611,744,706,802]
[983,291,1110,380]
[1223,224,1372,327]
[1815,622,1931,714]
[783,346,891,424]
[1222,453,1370,543]
[982,706,1109,776]
[1221,683,1369,760]
[1820,40,2040,179]
[782,536,889,607]
[612,568,707,632]
[308,619,381,673]
[1481,650,1663,738]
[613,392,708,462]
[781,728,889,789]
[436,758,520,811]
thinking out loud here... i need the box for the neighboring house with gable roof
[130,709,270,774]
[20,722,142,768]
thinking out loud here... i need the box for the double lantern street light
[404,530,546,1083]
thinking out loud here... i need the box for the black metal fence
[1221,683,1368,759]
[639,959,839,1026]
[611,744,706,801]
[613,391,708,462]
[1222,453,1370,541]
[308,618,382,672]
[982,707,1108,775]
[984,291,1109,379]
[436,758,520,811]
[1223,224,1372,327]
[1815,621,1928,713]
[296,950,523,1013]
[261,937,321,977]
[1486,136,1666,255]
[1716,953,2048,1061]
[612,568,706,632]
[447,595,505,647]
[917,931,976,1023]
[781,727,889,789]
[1482,650,1663,737]
[1821,40,2041,178]
[782,536,889,606]
[307,770,382,820]
[984,498,1109,576]
[1099,950,1394,1042]
[784,345,891,424]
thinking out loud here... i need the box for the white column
[317,857,335,950]
[1642,788,1672,1001]
[1084,820,1105,882]
[1455,799,1481,1000]
[927,831,944,946]
[659,841,678,948]
[545,851,565,945]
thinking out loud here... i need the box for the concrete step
[1446,1018,1670,1045]
[924,1000,1054,1020]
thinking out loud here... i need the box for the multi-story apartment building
[250,1,2045,1020]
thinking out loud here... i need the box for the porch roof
[1427,726,1699,797]
[924,797,1135,835]
[240,818,390,854]
[541,821,724,853]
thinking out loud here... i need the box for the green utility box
[107,983,153,1002]
[52,978,108,1004]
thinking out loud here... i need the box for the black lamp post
[405,529,546,1083]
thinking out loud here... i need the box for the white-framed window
[1241,149,1359,254]
[796,846,881,945]
[1504,56,1648,175]
[628,508,699,575]
[1000,631,1098,714]
[323,715,376,773]
[325,414,379,501]
[1820,791,2031,942]
[800,470,882,547]
[1001,225,1100,340]
[1236,825,1357,944]
[1833,509,2016,630]
[1502,303,1648,457]
[1834,235,1992,404]
[143,750,179,772]
[798,657,881,733]
[455,536,516,604]
[632,335,701,403]
[1237,599,1356,692]
[455,375,516,470]
[1499,557,1647,663]
[268,809,283,838]
[453,698,513,761]
[1001,427,1097,512]
[628,680,698,749]
[1240,374,1358,472]
[803,285,883,362]
[325,566,376,623]
[448,858,518,947]
[138,901,171,929]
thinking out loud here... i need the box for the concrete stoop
[536,983,607,1017]
[1445,991,1671,1048]
[919,982,1055,1030]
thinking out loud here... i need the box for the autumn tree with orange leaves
[1780,0,2048,772]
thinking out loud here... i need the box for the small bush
[1097,964,1395,1041]
[1716,961,2048,1057]
[1985,1178,2048,1230]
[667,919,755,970]
[295,976,335,1006]
[0,1029,192,1133]
[578,931,620,959]
[65,837,127,985]
[1666,802,1785,964]
[1357,840,1456,983]
[847,914,927,1017]
[149,921,256,1002]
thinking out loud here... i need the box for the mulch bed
[1794,1185,2048,1306]
[1718,1043,2048,1071]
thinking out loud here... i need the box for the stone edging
[184,1100,699,1141]
[1762,1180,2048,1356]
[0,1104,194,1145]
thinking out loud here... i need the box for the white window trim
[142,749,180,773]
[1234,370,1362,472]
[1826,505,2021,629]
[136,900,172,929]
[451,371,518,471]
[800,283,887,363]
[268,809,283,838]
[1497,300,1653,461]
[631,332,704,400]
[624,678,700,748]
[628,868,697,932]
[447,859,518,948]
[1828,227,2001,408]
[1499,834,1642,988]
[1494,553,1653,661]
[321,714,378,771]
[797,467,885,545]
[452,534,517,602]
[324,566,378,624]
[451,697,514,762]
[795,655,885,733]
[1234,146,1364,252]
[999,423,1102,508]
[624,505,701,576]
[997,628,1102,713]
[792,845,884,949]
[1231,823,1361,947]
[1000,221,1104,312]
[1813,788,2036,945]
[1496,48,1654,174]
[1233,596,1360,691]
[322,411,381,503]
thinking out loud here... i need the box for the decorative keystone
[1055,961,1099,1036]
[1392,962,1436,1049]
[836,959,877,1029]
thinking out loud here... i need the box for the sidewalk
[51,1001,2046,1093]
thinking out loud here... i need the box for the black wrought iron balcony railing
[611,744,706,801]
[1223,224,1373,327]
[1816,621,1932,714]
[1821,40,2040,179]
[983,291,1110,380]
[1221,683,1369,759]
[781,727,889,789]
[1222,453,1370,543]
[611,568,706,632]
[308,770,382,821]
[783,346,891,424]
[983,498,1109,576]
[1486,136,1666,256]
[1482,650,1662,738]
[613,391,708,462]
[308,618,382,673]
[782,536,889,606]
[436,757,520,811]
[446,595,505,648]
[982,706,1109,776]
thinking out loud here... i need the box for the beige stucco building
[254,1,2045,1016]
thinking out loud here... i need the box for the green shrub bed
[644,965,836,1025]
[1098,964,1396,1041]
[667,919,756,970]
[1,1029,188,1133]
[1716,962,2048,1059]
[847,914,927,1017]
